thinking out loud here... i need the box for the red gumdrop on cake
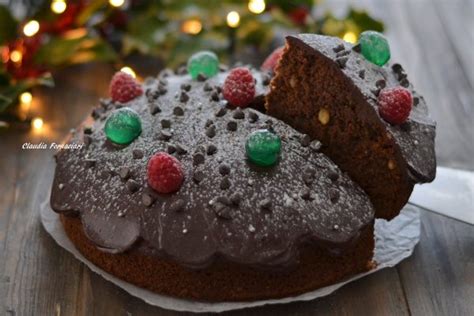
[261,46,284,72]
[222,67,256,108]
[147,152,184,194]
[109,71,143,103]
[378,87,413,125]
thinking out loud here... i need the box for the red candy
[222,67,256,108]
[109,71,143,103]
[147,152,184,194]
[378,87,413,125]
[261,46,284,72]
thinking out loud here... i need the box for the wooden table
[1,0,473,315]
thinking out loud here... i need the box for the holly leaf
[0,5,18,45]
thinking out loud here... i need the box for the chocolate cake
[51,65,376,301]
[266,34,436,219]
[50,33,436,302]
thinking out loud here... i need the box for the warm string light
[20,92,33,104]
[51,0,67,14]
[181,19,202,35]
[248,0,265,14]
[10,50,22,63]
[226,11,240,28]
[120,66,136,78]
[19,92,33,118]
[23,20,40,37]
[109,0,125,8]
[31,117,44,130]
[343,31,357,44]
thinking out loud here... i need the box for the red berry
[378,87,413,125]
[147,152,184,194]
[223,67,256,108]
[261,46,284,72]
[109,71,143,103]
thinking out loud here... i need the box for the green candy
[187,51,219,80]
[245,129,281,167]
[359,31,390,66]
[104,107,142,145]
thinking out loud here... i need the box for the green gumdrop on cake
[245,129,282,167]
[187,51,220,80]
[104,107,142,145]
[359,31,391,66]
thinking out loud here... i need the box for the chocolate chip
[300,134,311,147]
[205,125,216,138]
[310,140,322,151]
[91,107,104,119]
[173,106,184,116]
[215,85,222,93]
[193,153,205,165]
[151,105,161,115]
[161,119,171,128]
[358,70,365,79]
[303,166,316,185]
[400,78,409,87]
[220,177,231,190]
[197,73,207,81]
[159,78,168,86]
[413,97,419,106]
[259,199,272,211]
[336,49,350,58]
[180,83,191,91]
[83,126,93,134]
[376,79,386,89]
[175,144,188,155]
[203,82,213,91]
[84,159,96,168]
[210,91,220,101]
[262,73,271,86]
[400,122,411,132]
[230,193,241,206]
[206,144,217,155]
[352,43,361,53]
[336,57,348,68]
[193,170,205,183]
[118,166,130,180]
[328,170,339,182]
[212,197,232,219]
[329,189,340,203]
[158,84,167,95]
[248,111,259,123]
[333,43,345,53]
[205,119,214,127]
[218,164,230,175]
[301,189,312,201]
[126,179,140,193]
[170,199,185,212]
[142,193,155,207]
[176,66,187,75]
[226,120,238,131]
[371,89,380,97]
[233,108,245,119]
[159,130,172,141]
[131,149,143,160]
[215,107,227,117]
[391,63,404,74]
[179,91,189,103]
[167,144,176,154]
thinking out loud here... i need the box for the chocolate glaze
[289,34,436,183]
[51,68,374,269]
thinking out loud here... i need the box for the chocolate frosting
[51,68,374,269]
[290,34,436,183]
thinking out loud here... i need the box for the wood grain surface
[1,0,473,315]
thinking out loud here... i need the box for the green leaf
[0,73,53,112]
[35,36,117,66]
[0,5,18,45]
[347,8,384,33]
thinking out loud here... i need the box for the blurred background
[0,0,472,169]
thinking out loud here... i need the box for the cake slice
[266,34,436,219]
